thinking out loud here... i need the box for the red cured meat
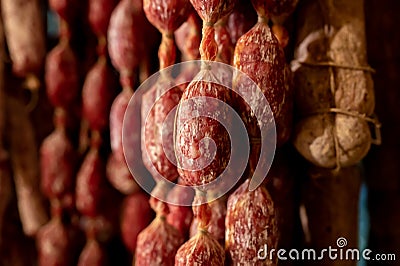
[166,183,195,236]
[77,239,107,266]
[135,216,184,265]
[37,217,81,266]
[175,12,202,61]
[120,192,153,252]
[251,0,298,18]
[175,230,225,266]
[225,179,278,265]
[106,153,140,195]
[227,0,257,45]
[108,0,144,88]
[190,197,226,245]
[76,149,105,217]
[88,0,117,37]
[175,77,231,187]
[40,128,76,199]
[233,21,292,147]
[82,58,116,132]
[45,42,79,109]
[143,78,182,182]
[143,0,192,35]
[110,90,131,161]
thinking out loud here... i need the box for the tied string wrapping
[200,21,218,61]
[292,59,381,171]
[159,33,176,70]
[192,190,212,233]
[119,69,134,93]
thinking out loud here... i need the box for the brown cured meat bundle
[120,192,153,252]
[135,182,184,265]
[233,12,292,148]
[140,86,159,179]
[82,0,117,134]
[7,98,48,236]
[292,0,377,168]
[107,84,139,196]
[190,0,236,25]
[77,184,121,265]
[225,179,278,265]
[189,0,236,62]
[45,42,80,109]
[143,0,192,68]
[1,0,45,78]
[80,0,115,179]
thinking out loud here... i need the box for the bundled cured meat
[8,98,48,236]
[120,192,153,252]
[292,0,378,168]
[1,0,45,79]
